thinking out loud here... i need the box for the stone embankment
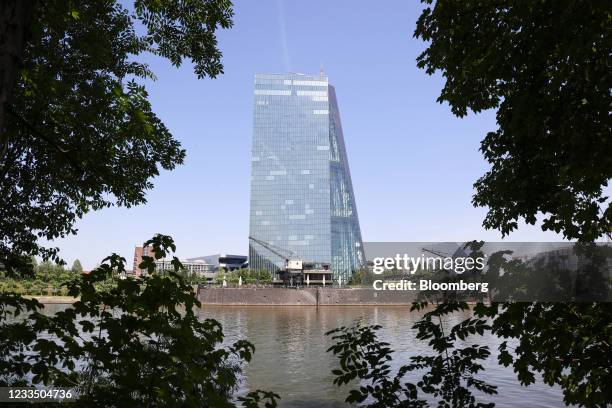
[198,287,416,306]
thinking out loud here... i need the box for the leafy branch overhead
[134,0,234,78]
[0,0,234,274]
[414,0,611,241]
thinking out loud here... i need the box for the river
[196,305,567,408]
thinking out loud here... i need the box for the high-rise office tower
[249,72,364,281]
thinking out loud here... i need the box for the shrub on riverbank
[0,270,113,297]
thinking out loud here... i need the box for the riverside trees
[411,3,611,403]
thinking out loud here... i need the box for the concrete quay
[197,287,416,306]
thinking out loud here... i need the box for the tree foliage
[70,259,83,274]
[331,241,611,407]
[412,3,612,405]
[0,257,118,296]
[0,0,234,275]
[414,0,611,241]
[0,234,279,407]
[329,299,612,407]
[475,302,612,407]
[328,3,612,406]
[327,303,496,407]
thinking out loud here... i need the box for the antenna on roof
[320,63,325,77]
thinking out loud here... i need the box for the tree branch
[6,106,84,174]
[0,0,35,161]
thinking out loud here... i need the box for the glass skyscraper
[249,72,364,281]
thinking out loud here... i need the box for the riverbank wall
[197,287,416,306]
[24,296,78,304]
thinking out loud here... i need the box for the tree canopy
[70,259,83,273]
[414,0,611,241]
[0,0,234,275]
[411,3,612,406]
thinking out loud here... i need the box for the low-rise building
[132,243,248,283]
[154,258,215,274]
[154,258,217,283]
[186,254,248,272]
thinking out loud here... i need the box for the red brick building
[133,245,155,277]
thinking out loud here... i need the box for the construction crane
[421,247,453,258]
[248,236,305,286]
[422,244,469,259]
[248,236,332,286]
[248,236,297,269]
[421,245,472,275]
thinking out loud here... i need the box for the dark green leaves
[0,235,278,407]
[1,0,234,274]
[238,390,281,408]
[134,0,234,79]
[326,311,496,407]
[488,302,612,406]
[415,0,611,241]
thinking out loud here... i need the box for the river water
[38,304,567,407]
[197,306,567,408]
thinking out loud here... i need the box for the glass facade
[249,73,364,281]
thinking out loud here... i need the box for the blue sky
[53,0,564,269]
